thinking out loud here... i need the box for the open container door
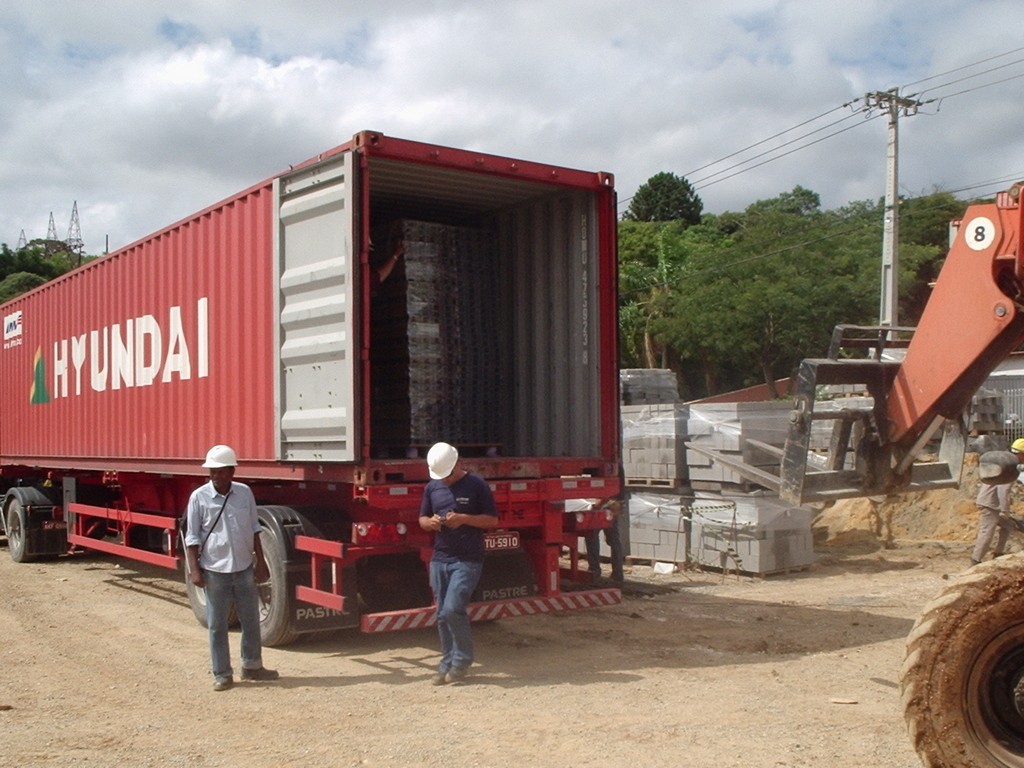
[273,151,359,462]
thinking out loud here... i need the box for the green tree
[618,218,723,372]
[0,272,47,303]
[624,172,703,224]
[0,241,88,303]
[651,188,881,397]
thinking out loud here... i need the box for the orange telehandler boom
[689,184,1024,505]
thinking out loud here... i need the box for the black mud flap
[25,505,66,556]
[473,549,536,603]
[8,487,66,557]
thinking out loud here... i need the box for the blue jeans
[204,566,263,679]
[429,559,483,673]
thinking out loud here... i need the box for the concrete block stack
[623,491,692,564]
[688,496,814,574]
[621,403,690,488]
[805,396,874,465]
[620,368,679,405]
[614,372,816,576]
[970,387,1004,435]
[686,401,792,491]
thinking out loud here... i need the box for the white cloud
[2,1,1024,252]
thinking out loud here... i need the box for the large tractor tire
[901,553,1024,767]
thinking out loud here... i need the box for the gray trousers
[973,506,1012,562]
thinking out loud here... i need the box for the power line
[931,70,1024,106]
[617,110,879,209]
[694,116,881,191]
[683,102,860,179]
[901,46,1024,90]
[914,56,1024,97]
[689,110,866,187]
[618,46,1024,212]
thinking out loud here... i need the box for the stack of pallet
[625,491,702,565]
[370,219,500,457]
[614,370,816,575]
[623,491,813,574]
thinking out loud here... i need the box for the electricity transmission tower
[66,200,84,266]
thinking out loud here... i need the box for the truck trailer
[0,130,623,646]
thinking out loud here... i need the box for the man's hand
[419,514,447,532]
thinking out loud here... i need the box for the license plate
[484,531,520,551]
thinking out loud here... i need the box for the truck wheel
[256,514,298,647]
[901,554,1024,767]
[5,497,33,563]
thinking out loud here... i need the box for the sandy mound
[814,453,989,547]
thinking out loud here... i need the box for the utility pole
[865,89,925,327]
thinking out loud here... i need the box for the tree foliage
[0,241,87,303]
[623,172,703,224]
[618,183,970,399]
[0,272,47,303]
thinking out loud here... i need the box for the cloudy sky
[3,1,1024,254]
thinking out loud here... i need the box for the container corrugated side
[0,184,278,469]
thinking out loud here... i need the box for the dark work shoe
[430,671,449,686]
[213,676,233,691]
[240,666,279,682]
[445,666,469,685]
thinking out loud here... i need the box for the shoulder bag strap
[198,489,232,556]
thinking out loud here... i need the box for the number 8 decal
[964,216,996,251]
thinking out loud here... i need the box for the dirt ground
[0,458,1006,768]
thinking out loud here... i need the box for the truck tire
[256,507,298,648]
[901,553,1024,767]
[5,497,32,563]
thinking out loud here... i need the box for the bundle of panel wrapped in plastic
[685,401,792,491]
[621,403,690,489]
[370,220,499,455]
[688,494,814,575]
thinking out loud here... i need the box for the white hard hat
[427,442,458,479]
[202,444,238,468]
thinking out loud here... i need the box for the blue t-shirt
[419,472,497,563]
